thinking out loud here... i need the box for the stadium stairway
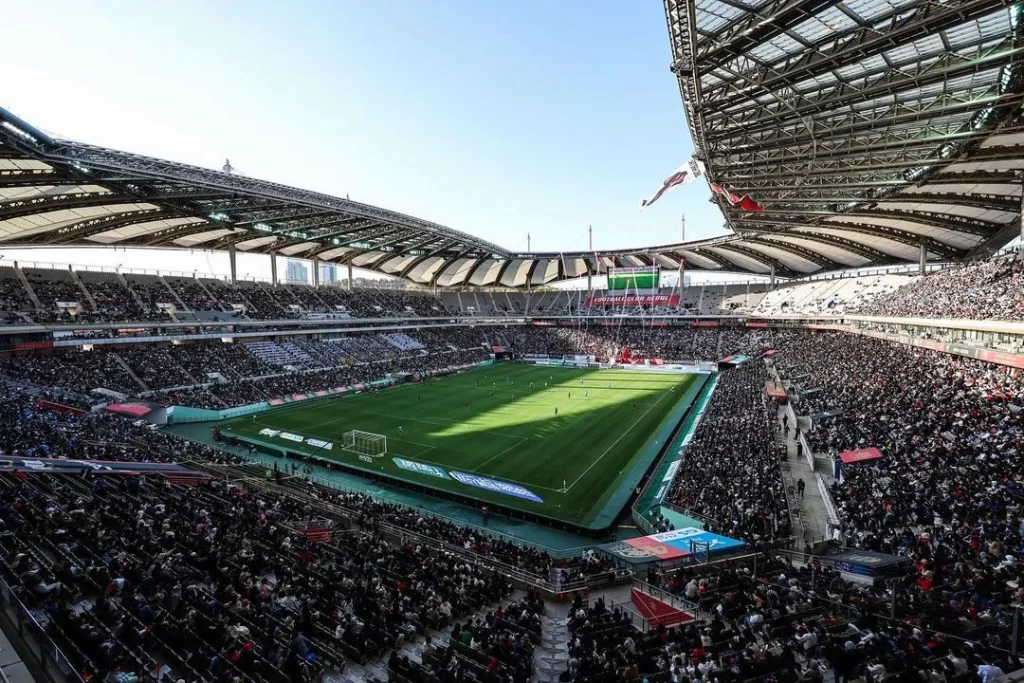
[776,404,830,546]
[324,590,533,683]
[532,601,571,683]
[117,271,152,315]
[13,264,43,311]
[111,351,150,391]
[71,269,100,311]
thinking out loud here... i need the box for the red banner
[692,321,719,328]
[746,322,768,329]
[631,588,695,628]
[36,400,87,416]
[839,447,883,464]
[586,294,680,307]
[15,341,54,351]
[300,528,332,543]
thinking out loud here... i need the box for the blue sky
[1,0,727,273]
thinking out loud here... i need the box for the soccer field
[219,364,705,527]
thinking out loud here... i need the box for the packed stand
[612,557,1021,683]
[0,471,514,683]
[773,333,1024,629]
[499,326,727,361]
[853,256,1024,320]
[666,362,790,542]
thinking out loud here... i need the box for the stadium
[0,2,1023,683]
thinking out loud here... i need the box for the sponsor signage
[450,471,544,503]
[661,460,681,484]
[393,457,450,479]
[598,527,743,563]
[586,294,680,307]
[259,428,332,450]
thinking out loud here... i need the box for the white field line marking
[471,437,529,473]
[562,390,669,494]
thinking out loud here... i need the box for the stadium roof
[2,0,1023,288]
[0,107,754,287]
[665,0,1024,275]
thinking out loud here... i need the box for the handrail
[0,572,86,683]
[245,459,593,558]
[816,473,840,536]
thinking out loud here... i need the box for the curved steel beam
[742,238,844,271]
[0,191,131,222]
[762,231,892,264]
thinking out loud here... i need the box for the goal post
[340,430,387,458]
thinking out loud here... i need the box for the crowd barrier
[816,473,841,538]
[0,573,85,683]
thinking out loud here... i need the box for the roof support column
[770,263,776,290]
[312,256,320,289]
[270,254,278,287]
[678,257,686,291]
[347,262,353,290]
[228,245,237,284]
[919,239,927,274]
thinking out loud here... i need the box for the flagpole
[679,214,687,289]
[587,225,593,294]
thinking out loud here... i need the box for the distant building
[286,260,309,284]
[318,262,338,283]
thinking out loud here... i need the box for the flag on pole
[639,158,705,211]
[710,184,765,212]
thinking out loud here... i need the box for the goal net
[340,430,387,457]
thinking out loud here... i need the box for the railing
[0,573,86,683]
[816,473,840,538]
[630,577,699,617]
[251,460,593,559]
[188,457,597,562]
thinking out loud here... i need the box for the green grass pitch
[220,364,701,527]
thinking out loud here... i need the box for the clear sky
[0,0,728,278]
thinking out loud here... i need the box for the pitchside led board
[598,527,744,564]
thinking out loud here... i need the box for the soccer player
[398,426,404,436]
[585,390,589,398]
[568,392,571,399]
[555,407,558,416]
[580,378,584,385]
[607,382,611,389]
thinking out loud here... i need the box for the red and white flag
[639,158,705,211]
[710,184,765,212]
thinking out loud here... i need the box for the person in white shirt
[977,664,1004,683]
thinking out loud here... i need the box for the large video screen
[607,266,659,291]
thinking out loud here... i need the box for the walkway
[775,405,831,547]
